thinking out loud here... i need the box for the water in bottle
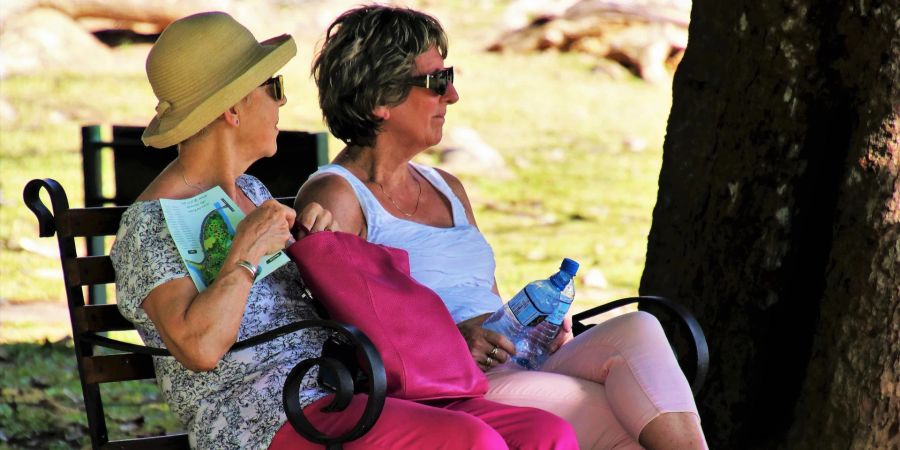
[483,258,579,369]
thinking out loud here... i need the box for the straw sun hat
[142,11,297,148]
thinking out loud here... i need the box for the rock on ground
[488,0,691,84]
[431,127,511,178]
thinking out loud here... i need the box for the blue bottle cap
[560,258,579,276]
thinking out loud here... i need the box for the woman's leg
[268,394,508,449]
[441,396,579,450]
[485,366,641,450]
[637,411,706,450]
[542,311,707,450]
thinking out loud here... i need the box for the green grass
[0,340,180,448]
[0,1,672,445]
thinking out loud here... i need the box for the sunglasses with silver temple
[408,67,454,96]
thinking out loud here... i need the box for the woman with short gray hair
[297,4,708,449]
[313,6,449,148]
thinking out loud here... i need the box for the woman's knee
[507,408,578,450]
[541,412,579,449]
[454,416,509,449]
[391,410,509,449]
[611,311,668,343]
[627,310,665,333]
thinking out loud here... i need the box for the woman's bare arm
[294,174,366,238]
[141,200,295,371]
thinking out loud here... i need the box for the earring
[235,118,240,125]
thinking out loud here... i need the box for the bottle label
[509,286,546,327]
[546,314,563,326]
[546,293,572,326]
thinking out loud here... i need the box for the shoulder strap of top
[310,164,387,229]
[311,163,471,229]
[410,163,470,226]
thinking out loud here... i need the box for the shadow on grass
[0,339,181,449]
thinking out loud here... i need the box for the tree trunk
[640,0,899,448]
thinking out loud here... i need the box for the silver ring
[489,346,499,357]
[485,356,494,366]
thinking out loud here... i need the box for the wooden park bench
[22,128,708,449]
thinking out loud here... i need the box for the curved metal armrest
[282,323,386,450]
[83,320,386,449]
[571,296,709,395]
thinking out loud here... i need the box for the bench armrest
[571,295,709,395]
[82,319,387,448]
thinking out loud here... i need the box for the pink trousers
[268,395,578,449]
[485,311,700,450]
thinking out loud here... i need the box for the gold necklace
[375,173,422,217]
[178,160,207,194]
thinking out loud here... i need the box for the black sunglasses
[261,75,284,101]
[408,67,454,96]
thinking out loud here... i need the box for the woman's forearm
[143,242,265,371]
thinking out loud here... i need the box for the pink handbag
[285,231,488,401]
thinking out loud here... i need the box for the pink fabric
[285,232,487,401]
[485,312,699,450]
[268,395,579,449]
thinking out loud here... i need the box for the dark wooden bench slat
[82,354,157,384]
[58,207,127,238]
[65,256,115,287]
[73,304,134,333]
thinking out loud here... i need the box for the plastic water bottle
[513,281,576,369]
[483,258,579,369]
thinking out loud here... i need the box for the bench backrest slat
[82,354,157,384]
[73,305,136,333]
[65,256,116,287]
[58,207,127,237]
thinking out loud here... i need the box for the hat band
[155,100,172,117]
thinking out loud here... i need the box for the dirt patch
[0,300,71,342]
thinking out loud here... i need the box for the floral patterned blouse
[110,175,329,450]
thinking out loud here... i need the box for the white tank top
[311,163,503,322]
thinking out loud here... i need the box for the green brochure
[160,186,289,292]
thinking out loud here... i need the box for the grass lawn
[0,1,672,446]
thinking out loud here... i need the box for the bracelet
[236,260,259,281]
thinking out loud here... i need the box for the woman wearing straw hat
[109,11,340,450]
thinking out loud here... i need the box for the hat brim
[142,35,296,148]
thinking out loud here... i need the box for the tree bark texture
[640,0,899,448]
